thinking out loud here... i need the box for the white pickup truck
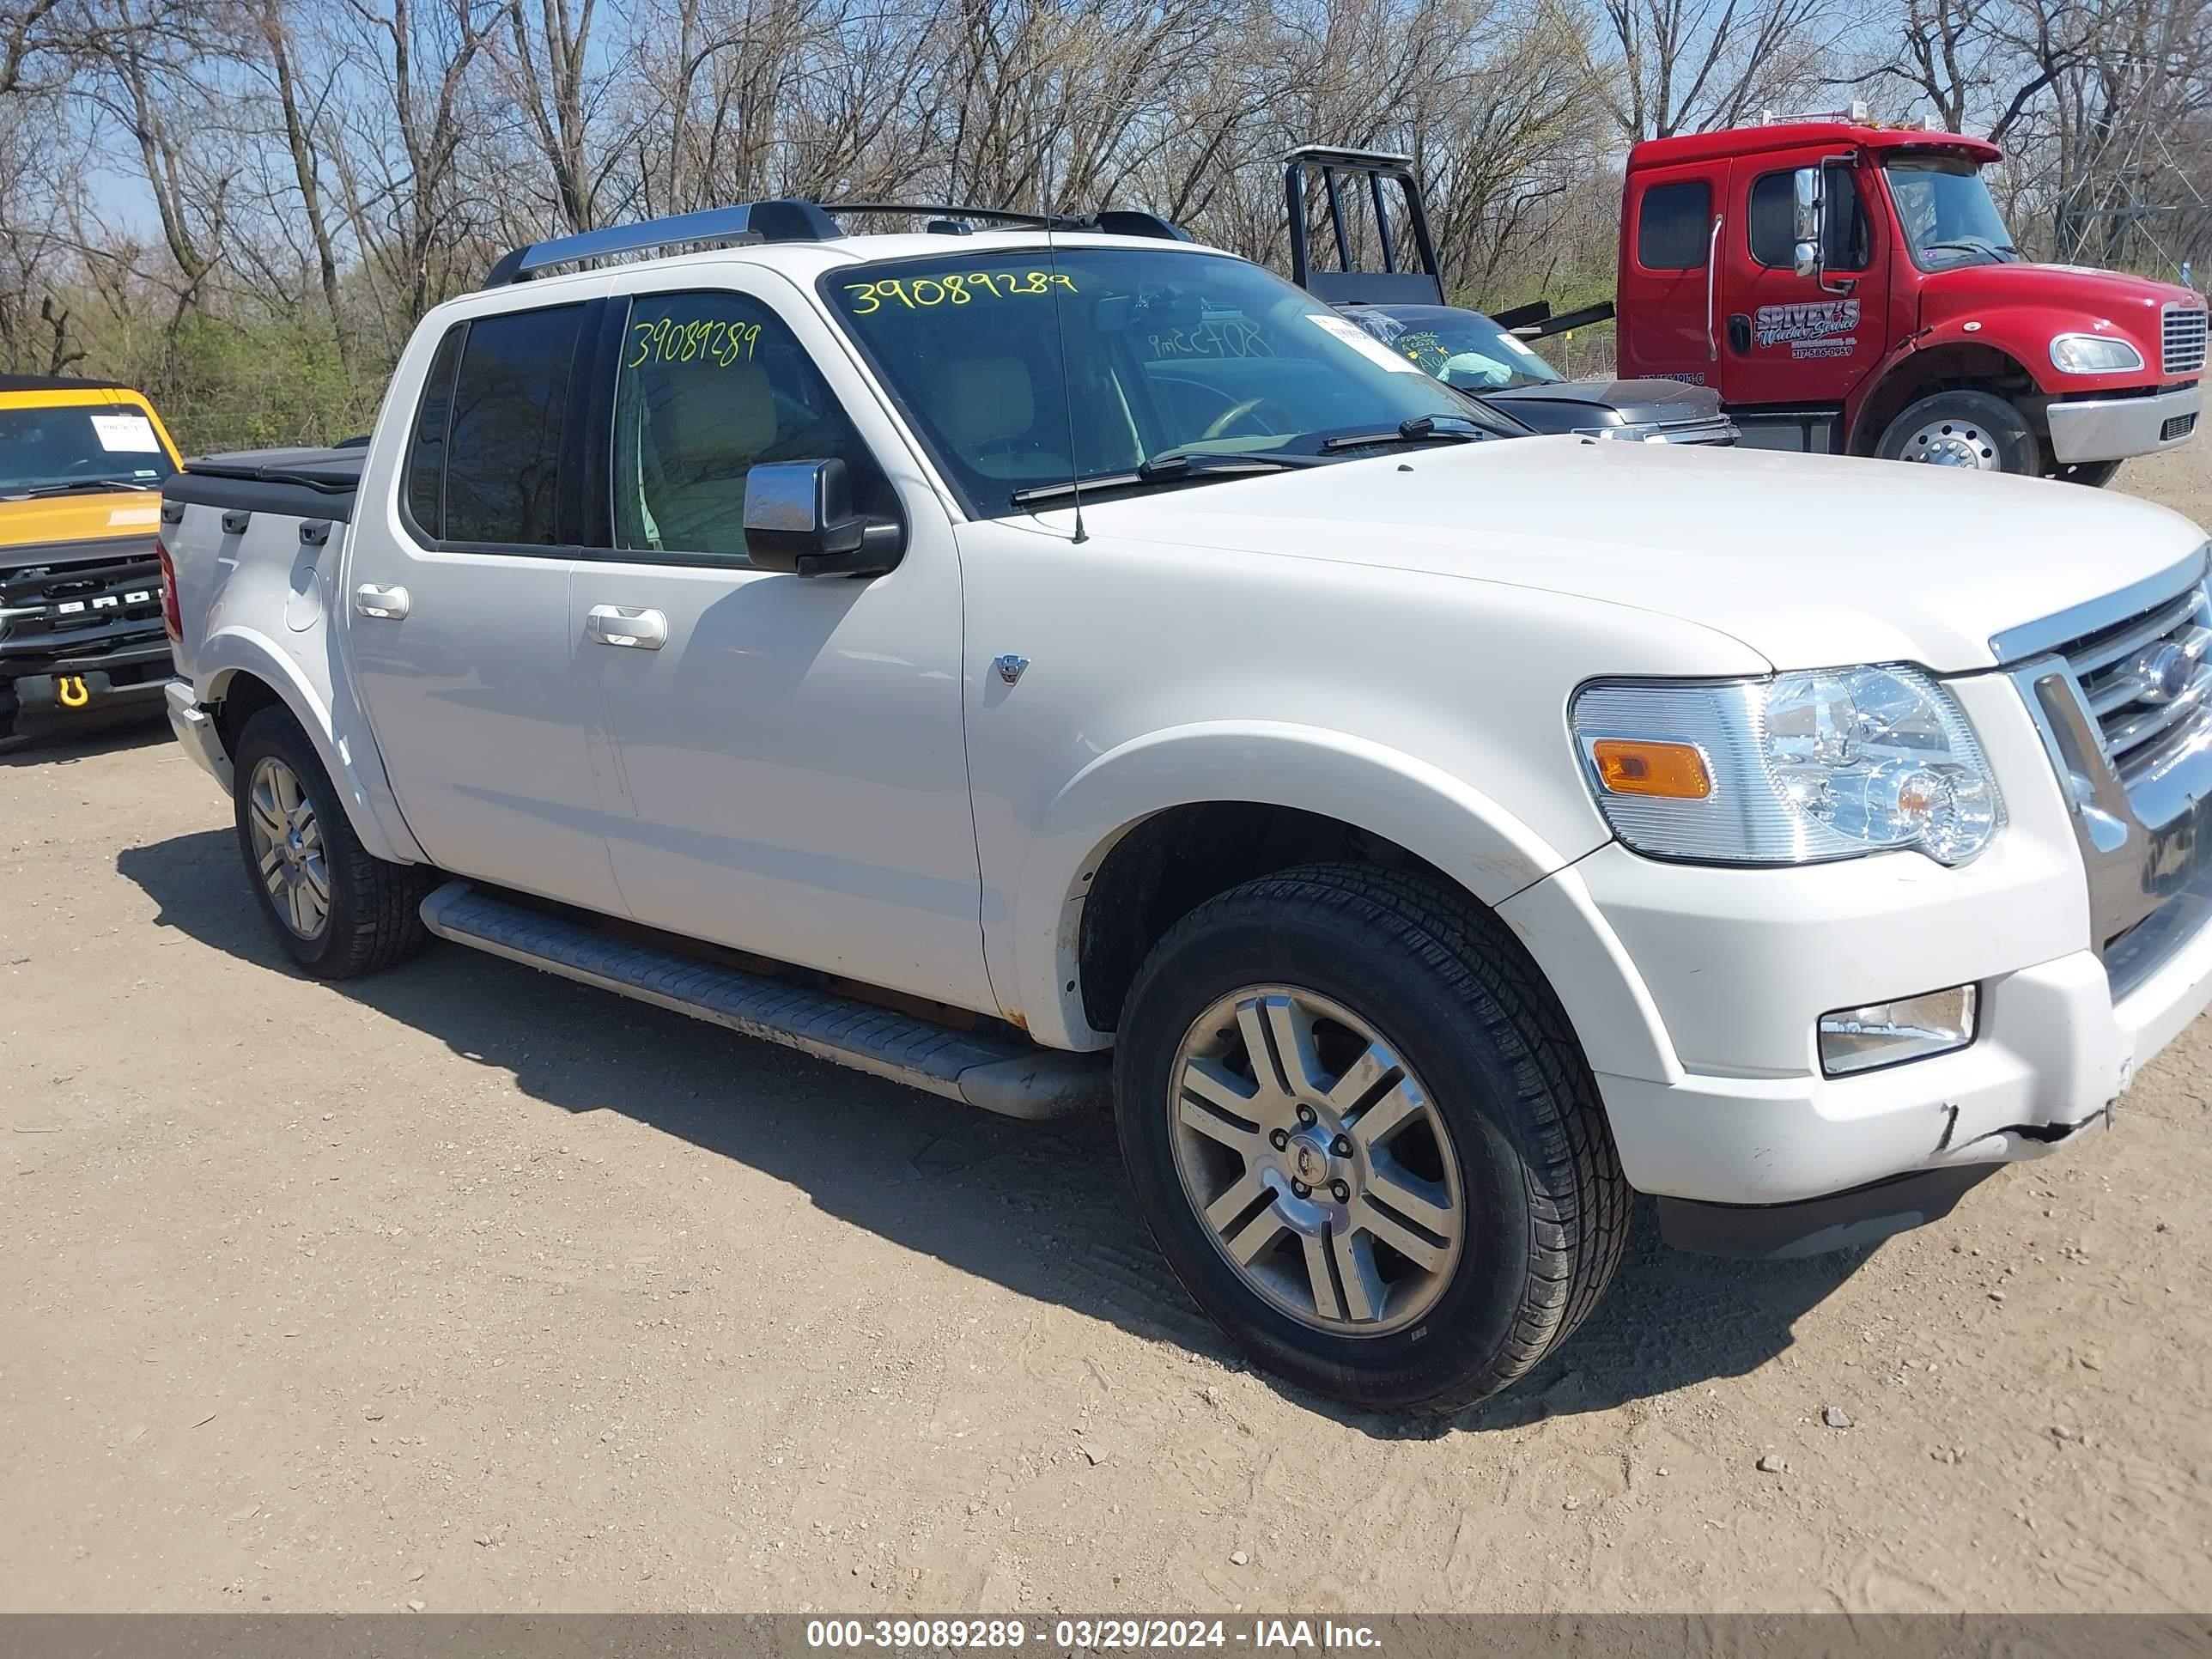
[159,198,2212,1412]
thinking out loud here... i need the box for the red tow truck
[1602,106,2204,481]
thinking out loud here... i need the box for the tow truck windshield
[823,246,1508,513]
[1885,155,2022,270]
[0,404,174,497]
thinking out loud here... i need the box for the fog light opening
[1819,984,1978,1078]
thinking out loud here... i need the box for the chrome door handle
[586,605,667,649]
[354,583,410,620]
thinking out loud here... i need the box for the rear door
[1617,164,1723,385]
[1720,154,1889,407]
[346,293,626,915]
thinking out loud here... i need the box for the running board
[418,881,1104,1120]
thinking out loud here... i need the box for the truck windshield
[1346,308,1567,391]
[1883,155,2021,270]
[822,246,1500,514]
[0,404,173,497]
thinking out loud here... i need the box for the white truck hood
[1068,437,2209,672]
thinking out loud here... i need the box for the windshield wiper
[1008,452,1308,507]
[9,478,159,498]
[1920,238,2018,264]
[1318,414,1490,453]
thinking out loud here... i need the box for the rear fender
[199,625,427,866]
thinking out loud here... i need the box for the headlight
[1571,666,2002,866]
[2050,332,2144,374]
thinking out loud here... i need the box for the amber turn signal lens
[1590,738,1711,799]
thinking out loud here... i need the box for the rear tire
[231,706,433,979]
[1113,863,1627,1413]
[1875,389,2036,473]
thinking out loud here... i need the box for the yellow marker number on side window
[626,316,762,370]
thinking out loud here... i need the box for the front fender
[198,624,427,867]
[1007,720,1605,1050]
[1852,307,2129,447]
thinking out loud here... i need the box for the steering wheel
[1200,397,1299,442]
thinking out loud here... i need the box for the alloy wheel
[246,755,331,939]
[1169,986,1465,1334]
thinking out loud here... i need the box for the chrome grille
[2166,303,2208,376]
[2052,580,2212,786]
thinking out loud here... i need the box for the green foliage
[61,299,388,456]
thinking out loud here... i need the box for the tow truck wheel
[1876,389,2035,473]
[230,706,434,980]
[1114,863,1628,1413]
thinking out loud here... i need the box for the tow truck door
[1717,153,1890,410]
[1618,161,1726,384]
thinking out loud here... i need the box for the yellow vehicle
[0,374,183,743]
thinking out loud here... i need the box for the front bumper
[1,636,174,738]
[1592,914,2210,1207]
[2045,383,2200,463]
[1505,662,2212,1233]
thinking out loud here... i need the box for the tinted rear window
[439,303,586,545]
[1637,180,1711,270]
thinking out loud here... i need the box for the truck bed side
[161,445,427,865]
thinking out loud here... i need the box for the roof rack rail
[483,198,841,288]
[827,202,1190,240]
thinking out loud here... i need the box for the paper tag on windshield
[1307,313,1430,374]
[91,413,161,453]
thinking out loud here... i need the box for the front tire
[1875,388,2036,473]
[231,706,433,979]
[1114,864,1628,1413]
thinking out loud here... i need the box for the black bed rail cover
[167,445,363,522]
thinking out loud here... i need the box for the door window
[404,324,464,534]
[1747,166,1870,271]
[1636,180,1712,270]
[611,289,894,564]
[423,302,588,547]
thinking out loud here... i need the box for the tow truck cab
[1615,113,2205,479]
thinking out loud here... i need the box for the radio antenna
[1042,208,1088,544]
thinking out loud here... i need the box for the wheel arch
[198,627,427,866]
[1006,721,1608,1051]
[1847,334,2042,456]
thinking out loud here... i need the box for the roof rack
[483,199,841,287]
[828,202,1189,240]
[483,198,1189,288]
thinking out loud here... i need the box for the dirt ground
[4,445,2212,1617]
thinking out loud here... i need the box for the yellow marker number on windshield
[844,272,1076,315]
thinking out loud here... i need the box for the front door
[573,276,993,1012]
[347,292,627,916]
[1719,155,1890,408]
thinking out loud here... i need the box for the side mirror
[743,459,903,578]
[1791,166,1823,280]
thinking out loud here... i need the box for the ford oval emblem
[2133,641,2196,704]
